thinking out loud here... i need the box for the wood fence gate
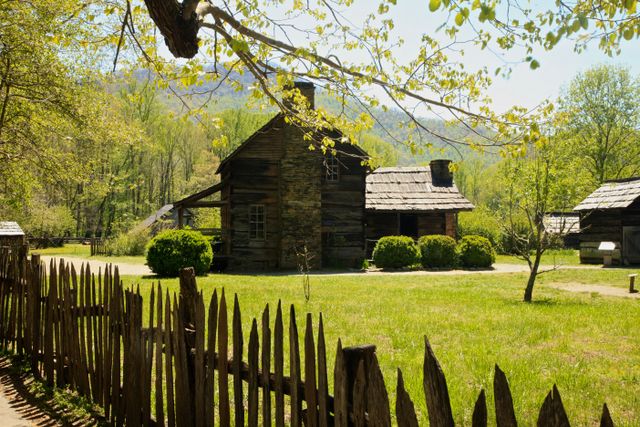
[0,248,618,426]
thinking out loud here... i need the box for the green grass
[116,269,640,426]
[496,249,582,266]
[31,244,146,265]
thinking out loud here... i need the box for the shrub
[146,229,213,276]
[457,206,501,251]
[418,235,458,268]
[107,227,150,256]
[457,235,496,268]
[372,236,420,269]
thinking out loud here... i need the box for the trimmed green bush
[457,235,495,268]
[146,229,213,276]
[372,236,420,269]
[418,235,458,268]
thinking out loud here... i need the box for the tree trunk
[523,254,542,302]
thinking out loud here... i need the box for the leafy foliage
[457,206,502,252]
[107,228,151,257]
[457,235,496,268]
[372,236,420,269]
[418,235,458,268]
[146,229,213,276]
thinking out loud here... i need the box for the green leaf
[530,59,540,70]
[429,0,441,12]
[455,12,465,26]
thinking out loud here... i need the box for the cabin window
[325,154,339,182]
[249,205,266,240]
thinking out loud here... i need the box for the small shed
[136,204,195,234]
[0,221,26,246]
[365,160,474,253]
[573,177,640,264]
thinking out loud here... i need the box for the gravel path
[0,388,32,427]
[39,256,152,276]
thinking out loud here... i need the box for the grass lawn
[115,268,640,426]
[496,249,582,266]
[31,243,146,265]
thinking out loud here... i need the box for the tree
[500,130,588,302]
[560,65,640,185]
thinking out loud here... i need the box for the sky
[342,1,640,114]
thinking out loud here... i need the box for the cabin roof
[215,113,369,174]
[366,166,474,212]
[138,204,174,229]
[0,221,25,236]
[543,212,580,234]
[574,177,640,211]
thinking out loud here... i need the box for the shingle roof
[574,177,640,211]
[138,204,174,229]
[543,213,580,234]
[0,221,25,236]
[366,166,474,212]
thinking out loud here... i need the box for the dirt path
[37,256,603,278]
[39,255,152,276]
[547,282,640,299]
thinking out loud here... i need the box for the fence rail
[0,248,619,426]
[90,238,108,256]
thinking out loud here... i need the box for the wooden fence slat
[155,284,165,427]
[218,290,230,427]
[205,290,218,427]
[104,266,115,419]
[537,385,570,427]
[317,314,329,427]
[261,304,271,427]
[423,336,454,427]
[305,313,318,427]
[494,365,518,427]
[600,403,614,427]
[472,389,487,427]
[248,319,259,427]
[143,285,155,427]
[195,291,206,427]
[173,297,193,427]
[396,368,419,427]
[274,301,285,427]
[333,339,348,427]
[290,305,302,427]
[367,353,391,427]
[165,291,176,427]
[352,360,367,427]
[43,261,55,386]
[232,294,244,426]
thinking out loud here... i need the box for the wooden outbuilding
[364,162,473,254]
[0,221,26,247]
[573,177,640,264]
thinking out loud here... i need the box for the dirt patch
[547,282,640,299]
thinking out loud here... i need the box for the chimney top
[284,81,315,110]
[429,159,453,186]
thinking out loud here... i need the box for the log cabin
[364,161,474,256]
[170,82,474,270]
[573,177,640,265]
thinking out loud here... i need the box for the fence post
[179,267,197,427]
[342,344,378,425]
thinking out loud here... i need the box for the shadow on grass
[0,354,108,426]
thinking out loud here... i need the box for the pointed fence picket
[0,248,620,426]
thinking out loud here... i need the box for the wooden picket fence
[0,248,619,426]
[90,238,108,256]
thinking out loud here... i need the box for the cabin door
[399,214,418,239]
[622,226,640,265]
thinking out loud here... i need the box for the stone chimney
[284,81,315,110]
[430,159,453,186]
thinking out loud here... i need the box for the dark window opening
[249,205,266,240]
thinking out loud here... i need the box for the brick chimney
[284,81,315,110]
[430,159,453,186]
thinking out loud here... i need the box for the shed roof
[366,166,474,212]
[573,177,640,211]
[138,204,174,229]
[0,221,25,236]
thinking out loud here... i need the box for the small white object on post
[598,241,616,266]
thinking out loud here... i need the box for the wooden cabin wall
[417,213,447,236]
[365,212,449,240]
[579,200,640,264]
[321,152,367,268]
[224,122,283,270]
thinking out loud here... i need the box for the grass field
[31,244,146,265]
[495,249,582,266]
[110,267,640,426]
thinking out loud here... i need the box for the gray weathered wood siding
[578,199,640,264]
[321,147,367,268]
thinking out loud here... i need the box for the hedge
[372,236,420,269]
[457,235,496,268]
[146,229,213,276]
[418,235,458,268]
